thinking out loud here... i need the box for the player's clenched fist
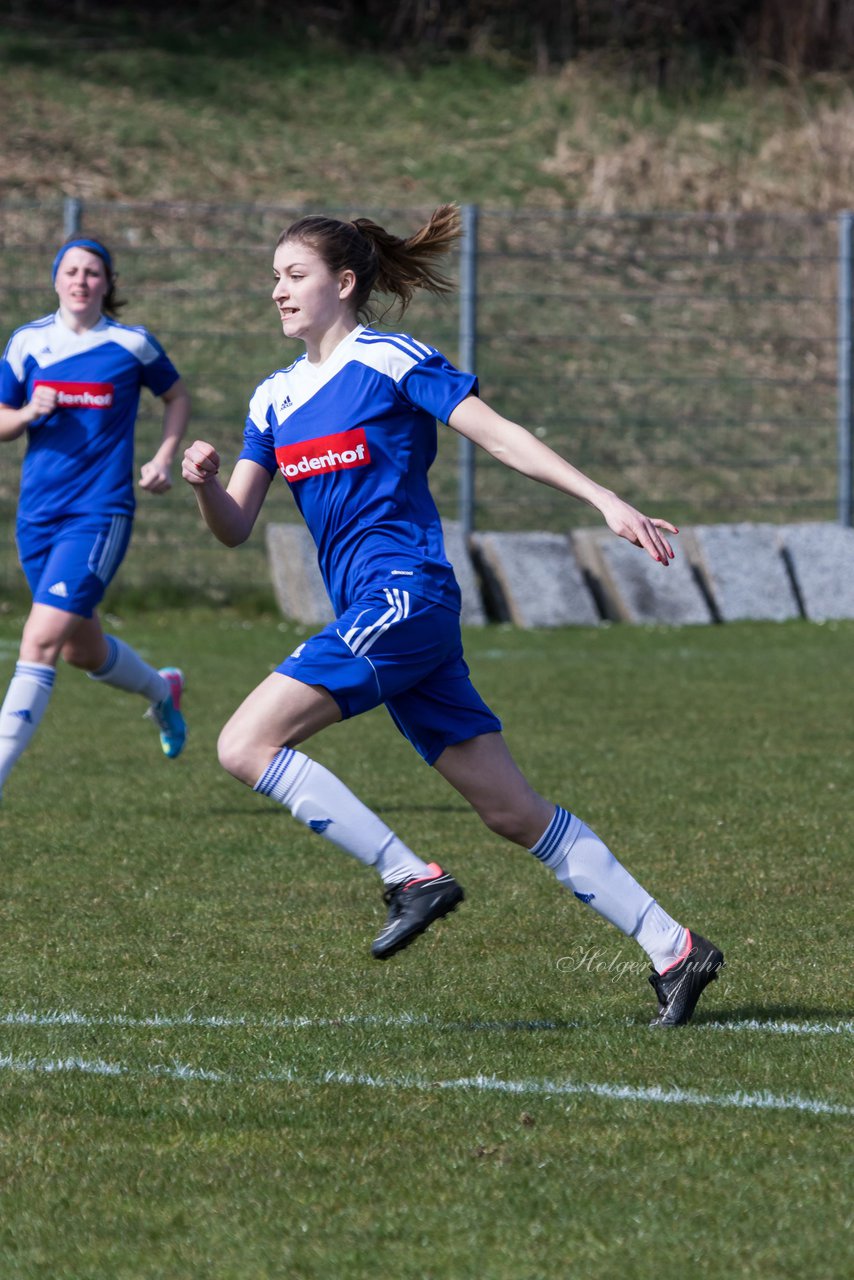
[182,440,221,484]
[26,383,59,422]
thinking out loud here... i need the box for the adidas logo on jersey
[48,581,70,598]
[280,396,292,411]
[276,428,371,483]
[33,379,114,409]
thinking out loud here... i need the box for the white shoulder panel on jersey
[2,315,55,380]
[246,329,438,431]
[100,318,161,365]
[4,313,160,373]
[353,329,436,383]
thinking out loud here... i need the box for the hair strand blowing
[352,203,462,318]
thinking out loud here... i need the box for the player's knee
[60,638,98,671]
[216,723,255,784]
[20,627,62,668]
[479,802,531,845]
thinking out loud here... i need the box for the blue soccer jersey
[240,325,477,615]
[0,311,180,521]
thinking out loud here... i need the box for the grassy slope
[2,20,854,212]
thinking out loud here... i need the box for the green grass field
[0,608,851,1279]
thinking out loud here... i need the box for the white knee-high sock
[89,636,167,703]
[0,662,56,792]
[254,747,432,884]
[530,805,688,973]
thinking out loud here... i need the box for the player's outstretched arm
[447,394,677,565]
[182,442,272,547]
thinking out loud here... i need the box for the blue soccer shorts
[16,513,133,618]
[277,585,502,764]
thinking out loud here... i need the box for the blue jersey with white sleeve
[239,325,477,615]
[0,311,180,522]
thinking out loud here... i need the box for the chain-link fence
[1,198,849,609]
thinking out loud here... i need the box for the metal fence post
[838,211,854,527]
[63,196,83,238]
[458,203,478,538]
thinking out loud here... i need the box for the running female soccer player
[0,237,191,798]
[182,206,723,1027]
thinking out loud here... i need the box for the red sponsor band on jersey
[34,380,115,409]
[276,428,371,483]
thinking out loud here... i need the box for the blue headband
[52,238,113,282]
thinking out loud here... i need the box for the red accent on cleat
[658,928,693,975]
[404,862,444,889]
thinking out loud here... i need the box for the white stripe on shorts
[341,588,410,658]
[88,515,130,584]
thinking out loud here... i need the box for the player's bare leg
[217,672,342,784]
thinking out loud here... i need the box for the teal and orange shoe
[146,667,187,759]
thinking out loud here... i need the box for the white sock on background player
[0,661,56,794]
[530,805,688,973]
[255,746,433,885]
[88,636,168,702]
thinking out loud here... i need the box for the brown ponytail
[278,204,462,323]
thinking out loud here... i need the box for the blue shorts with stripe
[277,586,502,765]
[16,513,133,618]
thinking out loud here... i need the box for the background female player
[182,205,723,1028]
[0,237,191,800]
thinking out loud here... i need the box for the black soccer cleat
[371,863,464,960]
[648,930,725,1027]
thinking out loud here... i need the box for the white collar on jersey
[302,323,365,375]
[54,307,109,338]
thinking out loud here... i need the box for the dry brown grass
[536,62,854,213]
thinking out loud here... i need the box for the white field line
[0,1050,851,1117]
[1,1009,852,1036]
[3,1008,850,1116]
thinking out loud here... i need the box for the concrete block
[441,519,486,626]
[572,527,712,625]
[265,523,333,625]
[777,521,854,621]
[685,523,800,622]
[471,530,600,627]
